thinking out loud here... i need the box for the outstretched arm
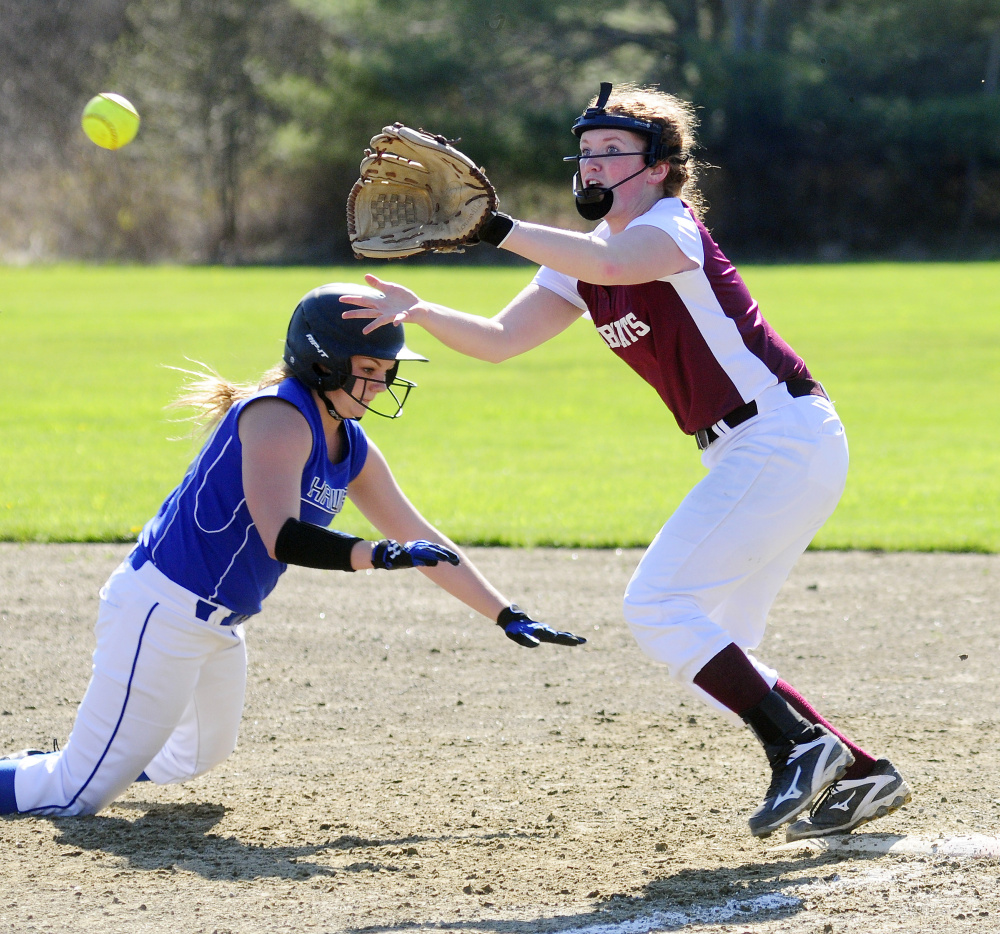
[346,439,506,616]
[342,277,583,364]
[347,440,585,647]
[494,219,697,284]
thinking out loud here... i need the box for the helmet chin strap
[572,163,652,220]
[319,374,364,421]
[317,387,347,421]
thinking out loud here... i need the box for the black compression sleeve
[274,517,362,571]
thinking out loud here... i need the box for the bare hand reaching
[341,275,423,335]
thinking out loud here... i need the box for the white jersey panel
[628,199,778,402]
[532,264,587,311]
[626,198,704,267]
[671,269,777,401]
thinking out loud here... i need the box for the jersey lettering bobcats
[596,312,651,349]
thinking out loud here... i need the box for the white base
[773,832,1000,858]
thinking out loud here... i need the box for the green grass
[1,262,997,550]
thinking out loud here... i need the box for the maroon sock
[774,679,877,779]
[692,643,771,714]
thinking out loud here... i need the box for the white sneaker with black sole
[748,728,854,838]
[784,758,911,841]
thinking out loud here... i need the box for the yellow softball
[81,93,140,150]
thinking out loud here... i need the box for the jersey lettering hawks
[306,477,347,513]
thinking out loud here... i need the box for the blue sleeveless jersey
[137,377,368,616]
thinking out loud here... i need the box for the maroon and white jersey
[532,198,811,434]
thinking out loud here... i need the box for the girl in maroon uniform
[344,84,910,841]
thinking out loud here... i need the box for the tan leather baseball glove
[347,124,499,259]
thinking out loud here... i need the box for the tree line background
[1,0,998,264]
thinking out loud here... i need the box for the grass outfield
[1,262,997,550]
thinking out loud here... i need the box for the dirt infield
[2,543,999,934]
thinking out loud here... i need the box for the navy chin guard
[566,82,684,220]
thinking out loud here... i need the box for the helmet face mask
[336,365,417,420]
[284,283,427,419]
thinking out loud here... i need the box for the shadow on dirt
[48,800,897,931]
[340,852,879,934]
[48,801,547,882]
[50,802,415,880]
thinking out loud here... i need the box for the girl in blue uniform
[0,283,584,817]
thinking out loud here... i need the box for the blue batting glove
[497,605,587,649]
[371,539,460,570]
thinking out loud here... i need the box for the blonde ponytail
[168,361,292,432]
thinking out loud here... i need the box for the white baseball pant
[11,557,247,816]
[623,389,850,725]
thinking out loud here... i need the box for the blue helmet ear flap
[310,358,353,393]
